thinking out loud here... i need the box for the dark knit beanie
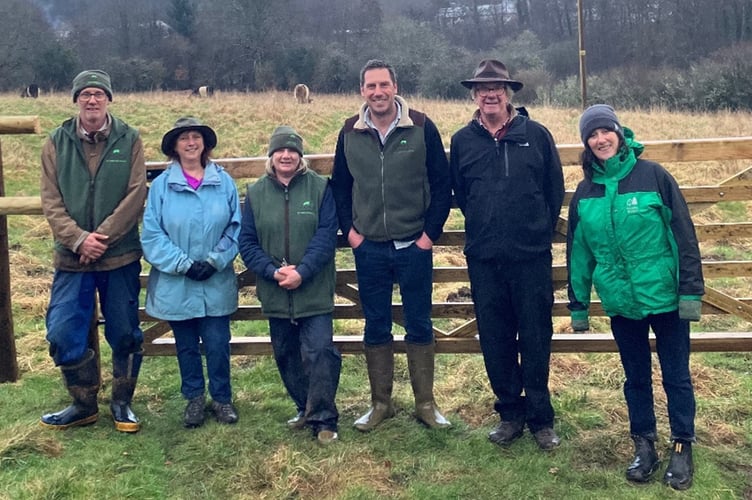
[72,70,113,102]
[579,104,621,145]
[268,126,303,156]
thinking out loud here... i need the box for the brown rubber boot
[406,342,451,429]
[354,341,395,432]
[40,349,100,429]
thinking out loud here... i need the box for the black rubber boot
[354,341,395,432]
[40,349,100,429]
[110,350,143,433]
[406,342,450,428]
[626,434,660,482]
[663,440,694,490]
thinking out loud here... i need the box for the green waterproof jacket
[566,128,704,322]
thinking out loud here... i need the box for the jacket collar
[353,95,414,130]
[166,160,222,188]
[591,127,643,183]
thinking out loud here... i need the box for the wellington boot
[354,342,395,432]
[663,440,694,490]
[41,349,100,430]
[110,378,140,433]
[406,342,450,429]
[626,434,660,483]
[110,350,143,433]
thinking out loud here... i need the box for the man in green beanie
[39,69,147,433]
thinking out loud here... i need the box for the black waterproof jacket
[449,111,564,262]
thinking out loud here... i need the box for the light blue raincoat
[142,161,240,320]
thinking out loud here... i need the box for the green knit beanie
[268,126,303,156]
[72,70,113,102]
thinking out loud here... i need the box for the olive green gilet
[51,117,141,260]
[247,171,335,319]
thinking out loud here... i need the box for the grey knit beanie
[579,104,621,145]
[268,126,303,156]
[72,70,113,102]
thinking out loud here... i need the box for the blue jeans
[611,311,696,441]
[353,239,434,346]
[46,260,143,366]
[170,315,232,404]
[270,314,341,431]
[467,255,555,432]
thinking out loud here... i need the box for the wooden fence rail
[1,121,752,382]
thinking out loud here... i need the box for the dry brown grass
[2,93,752,487]
[0,424,63,462]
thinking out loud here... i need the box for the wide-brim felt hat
[161,116,217,156]
[461,59,523,91]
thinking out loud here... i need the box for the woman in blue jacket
[567,105,704,490]
[142,117,241,428]
[239,126,341,445]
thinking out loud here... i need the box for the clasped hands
[79,232,109,265]
[275,265,302,290]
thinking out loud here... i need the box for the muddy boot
[41,349,100,429]
[354,341,395,432]
[110,350,143,433]
[626,434,660,482]
[406,342,450,429]
[663,440,694,490]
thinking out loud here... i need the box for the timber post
[0,138,18,382]
[0,116,40,382]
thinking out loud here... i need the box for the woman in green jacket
[567,105,704,490]
[239,126,341,445]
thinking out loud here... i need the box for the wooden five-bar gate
[1,115,752,383]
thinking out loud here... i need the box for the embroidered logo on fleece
[297,200,315,216]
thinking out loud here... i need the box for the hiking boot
[626,435,660,483]
[533,427,561,450]
[663,440,694,490]
[488,420,524,446]
[317,429,339,445]
[287,410,307,430]
[211,401,239,425]
[183,395,205,428]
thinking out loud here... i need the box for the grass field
[0,92,750,499]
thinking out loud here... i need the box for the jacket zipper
[283,186,294,320]
[494,139,510,177]
[379,150,388,237]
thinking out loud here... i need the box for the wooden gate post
[0,138,18,382]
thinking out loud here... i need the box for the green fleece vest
[52,117,141,259]
[344,125,430,241]
[247,171,335,319]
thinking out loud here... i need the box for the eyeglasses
[475,86,507,97]
[78,91,107,102]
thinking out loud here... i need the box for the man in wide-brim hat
[460,59,523,91]
[449,59,565,451]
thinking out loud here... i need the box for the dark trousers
[170,315,232,404]
[353,239,434,346]
[611,311,696,441]
[270,314,341,431]
[46,260,143,366]
[467,254,555,432]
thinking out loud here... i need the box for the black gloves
[185,261,217,281]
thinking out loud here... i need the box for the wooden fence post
[0,138,18,382]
